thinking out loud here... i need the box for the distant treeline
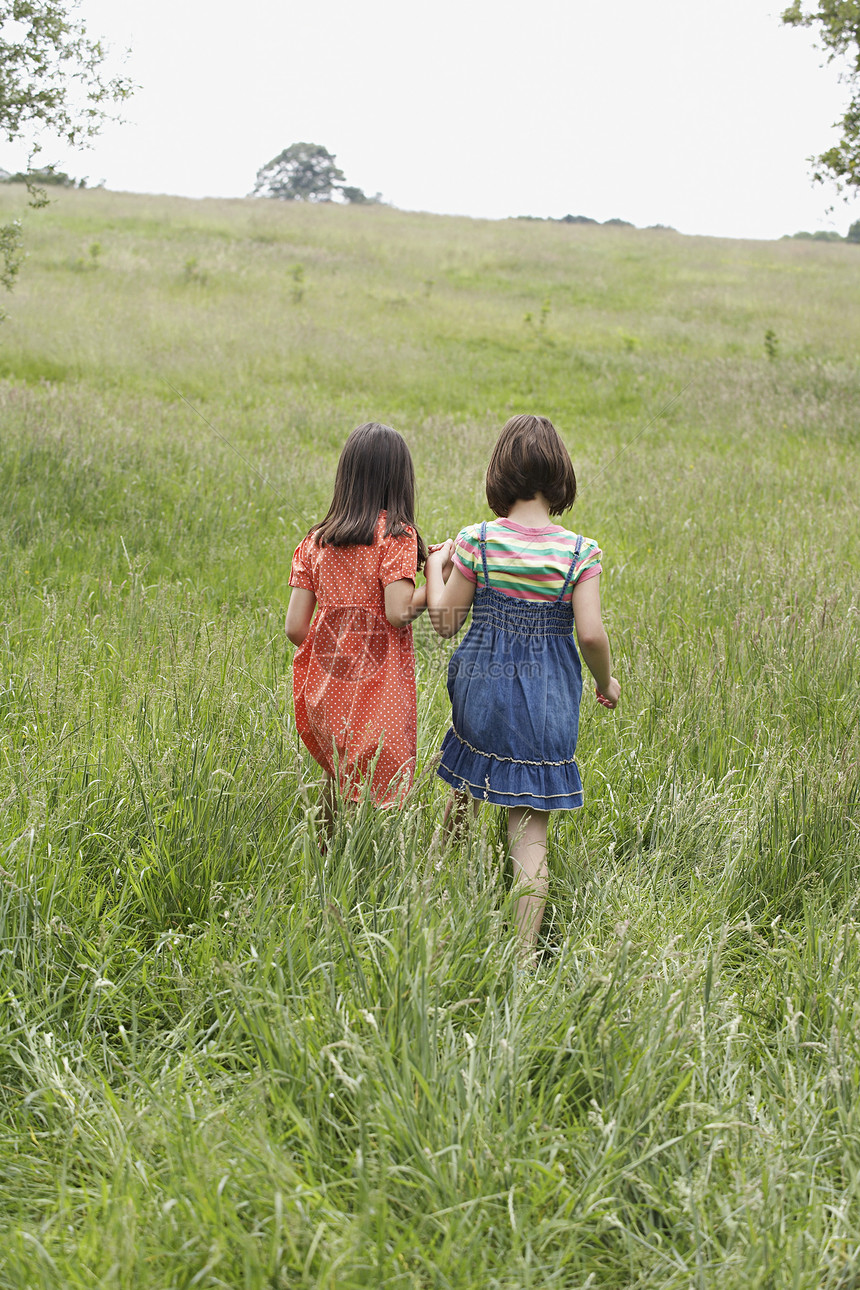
[515,213,676,231]
[0,166,88,188]
[521,214,860,242]
[784,221,860,243]
[3,169,856,244]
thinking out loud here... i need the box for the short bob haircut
[485,414,577,517]
[312,421,427,568]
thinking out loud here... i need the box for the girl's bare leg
[320,774,337,849]
[442,791,479,840]
[430,791,479,859]
[508,808,550,959]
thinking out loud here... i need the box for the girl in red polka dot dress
[285,422,428,818]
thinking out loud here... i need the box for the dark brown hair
[312,422,427,567]
[485,414,577,516]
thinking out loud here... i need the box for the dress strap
[557,534,583,602]
[479,522,491,588]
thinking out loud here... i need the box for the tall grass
[0,187,858,1287]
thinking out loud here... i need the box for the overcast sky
[6,0,860,240]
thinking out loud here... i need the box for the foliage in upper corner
[782,0,860,189]
[0,0,133,146]
[252,142,378,204]
[0,0,132,312]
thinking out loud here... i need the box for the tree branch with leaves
[782,0,860,189]
[0,0,132,316]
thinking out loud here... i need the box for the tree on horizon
[252,143,372,204]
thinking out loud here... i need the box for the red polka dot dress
[288,511,418,806]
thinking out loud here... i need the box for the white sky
[5,0,860,239]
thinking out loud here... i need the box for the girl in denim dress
[425,415,620,956]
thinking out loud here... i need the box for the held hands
[427,539,455,583]
[596,677,621,709]
[425,539,472,639]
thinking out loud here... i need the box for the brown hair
[485,414,577,516]
[312,422,427,567]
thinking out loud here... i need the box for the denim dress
[437,524,584,811]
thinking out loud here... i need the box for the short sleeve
[451,525,480,584]
[379,527,418,587]
[574,537,602,585]
[289,534,315,590]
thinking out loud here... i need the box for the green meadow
[0,185,858,1288]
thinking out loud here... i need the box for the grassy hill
[0,187,859,1288]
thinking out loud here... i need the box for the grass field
[0,185,859,1288]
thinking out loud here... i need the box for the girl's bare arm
[426,543,476,638]
[571,575,620,707]
[384,579,427,628]
[285,587,317,645]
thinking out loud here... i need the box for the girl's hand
[427,539,455,583]
[596,677,620,709]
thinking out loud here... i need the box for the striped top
[452,519,602,602]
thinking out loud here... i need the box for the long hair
[312,422,427,567]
